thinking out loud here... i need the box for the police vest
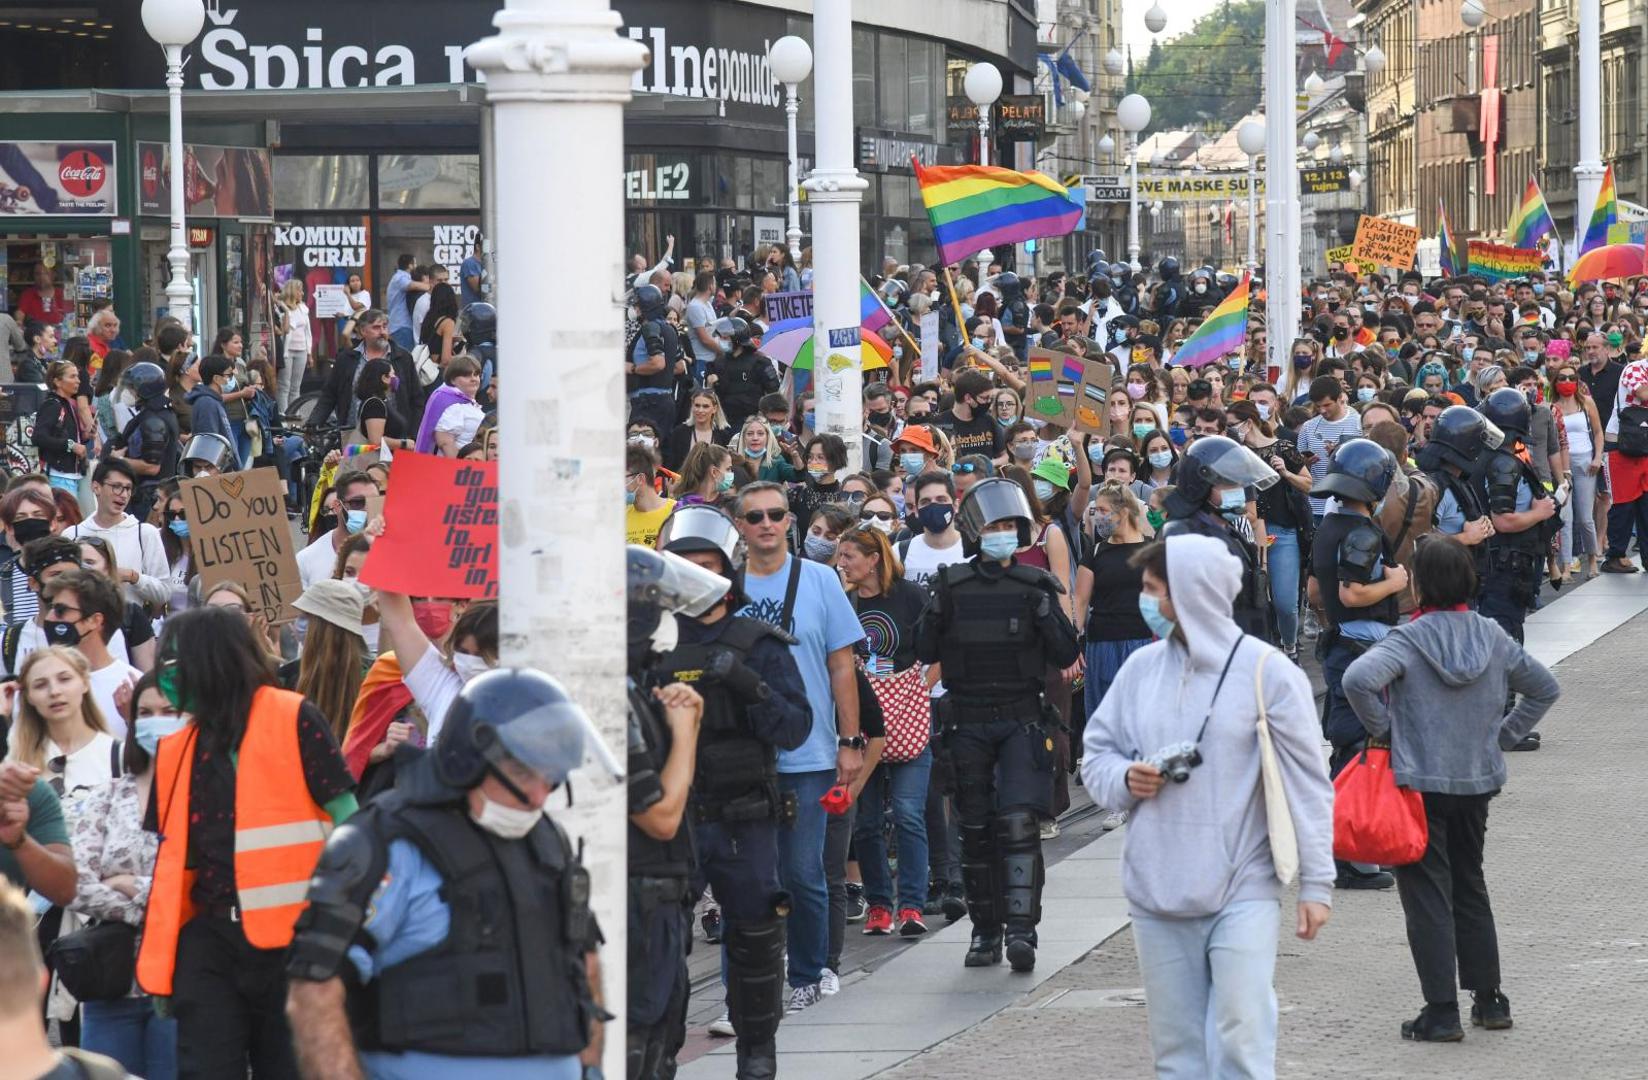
[1484,448,1559,554]
[716,349,773,417]
[626,679,694,880]
[138,687,333,995]
[1310,512,1400,631]
[1161,510,1271,640]
[119,407,181,485]
[931,562,1058,700]
[352,796,597,1058]
[629,318,678,392]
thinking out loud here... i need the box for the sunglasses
[952,462,983,474]
[741,508,788,525]
[860,509,896,522]
[339,496,370,511]
[46,602,83,620]
[164,509,186,522]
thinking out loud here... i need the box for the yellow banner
[1325,244,1376,272]
[1134,173,1265,202]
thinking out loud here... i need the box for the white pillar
[1264,0,1301,379]
[1574,0,1604,239]
[784,84,804,262]
[163,44,193,330]
[465,5,646,1073]
[1247,154,1259,273]
[1128,133,1142,273]
[805,0,867,471]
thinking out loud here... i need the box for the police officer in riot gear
[1154,256,1185,318]
[1109,263,1139,316]
[286,668,620,1079]
[179,431,236,478]
[995,272,1031,363]
[651,508,811,1079]
[915,479,1081,973]
[706,318,781,430]
[1417,404,1501,583]
[1160,435,1280,641]
[109,360,180,522]
[628,283,682,439]
[1307,439,1406,889]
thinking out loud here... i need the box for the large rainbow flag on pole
[1438,199,1463,277]
[1579,164,1618,257]
[1170,274,1250,369]
[911,160,1084,267]
[1507,176,1557,250]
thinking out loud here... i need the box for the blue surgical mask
[168,518,190,539]
[1357,387,1376,402]
[916,503,954,533]
[1533,282,1545,296]
[1218,487,1246,512]
[971,336,987,350]
[1133,422,1155,440]
[716,472,735,493]
[899,452,926,475]
[1461,346,1476,362]
[625,489,637,507]
[224,375,238,392]
[1148,449,1173,469]
[1033,479,1056,503]
[979,532,1019,560]
[743,444,764,459]
[345,509,368,534]
[135,714,189,754]
[1138,593,1176,639]
[1169,427,1187,446]
[1087,443,1105,464]
[803,410,816,429]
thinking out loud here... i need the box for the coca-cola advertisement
[137,142,274,220]
[0,141,118,216]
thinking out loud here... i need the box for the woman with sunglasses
[856,493,901,538]
[789,433,853,539]
[33,359,92,497]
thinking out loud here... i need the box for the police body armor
[1160,508,1271,640]
[653,617,789,825]
[629,317,678,394]
[1312,513,1401,632]
[1483,447,1557,604]
[931,562,1061,704]
[117,406,181,483]
[715,347,776,424]
[626,678,694,880]
[1425,463,1491,580]
[348,793,599,1058]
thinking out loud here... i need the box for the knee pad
[995,810,1040,855]
[723,917,786,1041]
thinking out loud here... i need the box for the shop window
[752,159,784,216]
[273,155,370,211]
[853,29,876,130]
[878,35,908,131]
[881,175,912,221]
[733,157,754,210]
[376,215,482,290]
[377,154,481,211]
[908,41,941,140]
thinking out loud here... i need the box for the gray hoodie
[1341,611,1558,795]
[1081,533,1337,918]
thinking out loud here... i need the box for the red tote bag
[1332,746,1429,866]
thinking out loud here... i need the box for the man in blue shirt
[460,238,486,306]
[733,481,864,1015]
[384,253,430,351]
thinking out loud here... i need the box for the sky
[1121,0,1225,52]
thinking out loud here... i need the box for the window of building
[853,29,876,129]
[376,154,481,211]
[273,155,370,211]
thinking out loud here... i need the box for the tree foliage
[1125,0,1266,135]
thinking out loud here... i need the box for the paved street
[681,575,1648,1078]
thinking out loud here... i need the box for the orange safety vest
[137,685,334,996]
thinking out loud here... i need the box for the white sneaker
[819,968,840,996]
[786,982,823,1015]
[1039,819,1061,840]
[707,1011,736,1037]
[1098,808,1128,831]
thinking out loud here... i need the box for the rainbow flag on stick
[1170,274,1250,369]
[1579,164,1618,257]
[1507,176,1557,250]
[912,159,1084,267]
[1438,199,1463,278]
[858,278,893,335]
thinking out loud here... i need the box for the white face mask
[451,652,493,684]
[471,795,543,839]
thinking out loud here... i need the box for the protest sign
[1350,215,1420,270]
[181,468,303,623]
[762,290,812,325]
[360,452,498,600]
[1072,360,1114,437]
[919,310,939,382]
[1027,347,1080,426]
[1325,244,1376,273]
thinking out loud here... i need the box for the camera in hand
[1146,741,1203,783]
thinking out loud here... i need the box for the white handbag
[1254,652,1300,886]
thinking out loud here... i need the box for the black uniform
[708,346,780,430]
[1479,445,1556,644]
[1424,458,1492,587]
[914,559,1080,963]
[1310,510,1400,775]
[629,296,683,438]
[113,400,181,523]
[1160,498,1273,641]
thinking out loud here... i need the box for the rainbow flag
[1467,240,1544,282]
[1170,274,1249,369]
[912,160,1083,267]
[1507,176,1557,250]
[1579,164,1618,257]
[1438,199,1463,277]
[859,278,893,335]
[1028,354,1052,378]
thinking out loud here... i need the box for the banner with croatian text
[1466,240,1544,282]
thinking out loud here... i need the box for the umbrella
[790,330,892,373]
[1568,242,1645,284]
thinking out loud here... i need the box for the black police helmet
[1309,438,1396,505]
[633,283,666,315]
[458,302,496,344]
[995,271,1022,295]
[1424,404,1503,471]
[1109,262,1131,283]
[122,361,168,404]
[435,668,593,790]
[1157,256,1181,279]
[1479,386,1532,439]
[1086,249,1109,271]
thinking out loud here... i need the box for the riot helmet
[633,283,666,318]
[714,316,758,350]
[1085,249,1109,273]
[458,301,496,346]
[120,361,168,406]
[956,477,1036,552]
[1309,438,1396,505]
[435,667,619,792]
[181,432,236,476]
[1175,435,1278,506]
[1479,386,1532,440]
[994,271,1023,298]
[1420,404,1504,472]
[1157,256,1181,280]
[657,505,742,573]
[627,544,731,660]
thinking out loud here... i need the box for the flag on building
[1170,273,1250,368]
[1438,198,1463,277]
[1579,164,1618,257]
[1507,176,1557,250]
[912,160,1084,268]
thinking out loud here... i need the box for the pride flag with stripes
[859,279,893,335]
[1438,199,1463,277]
[912,160,1083,267]
[1169,274,1250,369]
[1579,164,1617,257]
[1507,176,1557,250]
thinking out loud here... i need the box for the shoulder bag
[1253,651,1300,886]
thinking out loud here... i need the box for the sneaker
[941,883,968,924]
[1470,989,1513,1030]
[1335,868,1397,890]
[700,907,722,944]
[1097,808,1128,831]
[786,982,823,1015]
[1302,609,1322,640]
[845,882,866,922]
[1039,818,1061,840]
[1400,1002,1464,1042]
[1509,732,1542,751]
[1600,556,1639,574]
[898,907,928,936]
[819,968,840,996]
[707,1011,736,1037]
[862,905,894,935]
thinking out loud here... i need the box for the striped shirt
[1296,410,1365,516]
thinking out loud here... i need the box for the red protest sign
[360,453,498,599]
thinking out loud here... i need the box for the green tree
[1128,0,1265,134]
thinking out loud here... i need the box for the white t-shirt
[412,292,432,340]
[88,660,141,740]
[350,289,372,316]
[406,647,462,745]
[9,732,122,803]
[297,533,343,591]
[435,399,485,450]
[285,301,313,354]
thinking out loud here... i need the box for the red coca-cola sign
[58,149,108,198]
[141,149,159,201]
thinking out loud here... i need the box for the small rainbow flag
[1438,199,1463,278]
[912,159,1083,267]
[1060,356,1085,383]
[859,278,893,335]
[1169,274,1249,369]
[1028,355,1052,378]
[1579,164,1618,257]
[1507,176,1557,250]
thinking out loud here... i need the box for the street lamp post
[1264,0,1301,382]
[1237,119,1266,274]
[1574,0,1603,256]
[140,0,205,332]
[964,63,1003,265]
[769,36,813,264]
[1117,93,1151,274]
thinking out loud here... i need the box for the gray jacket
[1342,611,1558,795]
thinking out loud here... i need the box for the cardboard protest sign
[1026,346,1082,427]
[762,290,812,325]
[181,468,303,623]
[360,452,498,600]
[1350,215,1420,270]
[1072,360,1114,437]
[1325,243,1376,273]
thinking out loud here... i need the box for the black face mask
[12,518,50,545]
[868,410,893,429]
[43,618,81,648]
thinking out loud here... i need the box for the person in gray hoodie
[1082,533,1335,1079]
[1342,533,1558,1043]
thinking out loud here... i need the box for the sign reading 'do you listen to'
[181,468,303,624]
[360,453,499,601]
[1350,215,1421,270]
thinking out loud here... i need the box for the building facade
[1356,0,1417,227]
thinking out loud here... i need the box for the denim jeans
[1132,899,1281,1080]
[82,996,178,1080]
[853,749,933,912]
[1082,638,1151,742]
[1264,526,1301,650]
[1605,491,1648,559]
[776,769,834,988]
[389,326,415,351]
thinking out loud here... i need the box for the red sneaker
[898,908,928,936]
[862,906,894,935]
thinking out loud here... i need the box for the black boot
[1004,925,1037,973]
[964,929,1002,967]
[941,882,967,923]
[1470,989,1513,1030]
[736,1039,778,1080]
[1400,1002,1464,1042]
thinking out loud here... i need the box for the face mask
[624,489,637,507]
[971,336,987,350]
[43,618,81,647]
[1009,442,1037,462]
[1525,388,1542,408]
[803,410,816,429]
[1168,427,1188,447]
[1033,479,1056,503]
[472,795,544,839]
[1148,450,1172,470]
[899,452,926,475]
[917,503,954,533]
[135,714,189,754]
[1293,353,1314,368]
[742,443,765,460]
[865,516,895,535]
[1218,487,1246,512]
[1461,346,1475,362]
[1146,507,1167,530]
[1193,283,1207,294]
[413,601,453,640]
[1125,382,1147,400]
[1333,327,1349,340]
[12,518,50,545]
[628,434,657,450]
[979,532,1019,560]
[1556,380,1578,397]
[1255,402,1271,421]
[1091,513,1117,539]
[167,518,190,539]
[1138,593,1176,639]
[1356,387,1376,402]
[451,652,492,684]
[224,376,238,392]
[345,509,368,534]
[807,465,830,481]
[1533,283,1546,296]
[803,534,838,561]
[1087,443,1105,464]
[716,472,735,493]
